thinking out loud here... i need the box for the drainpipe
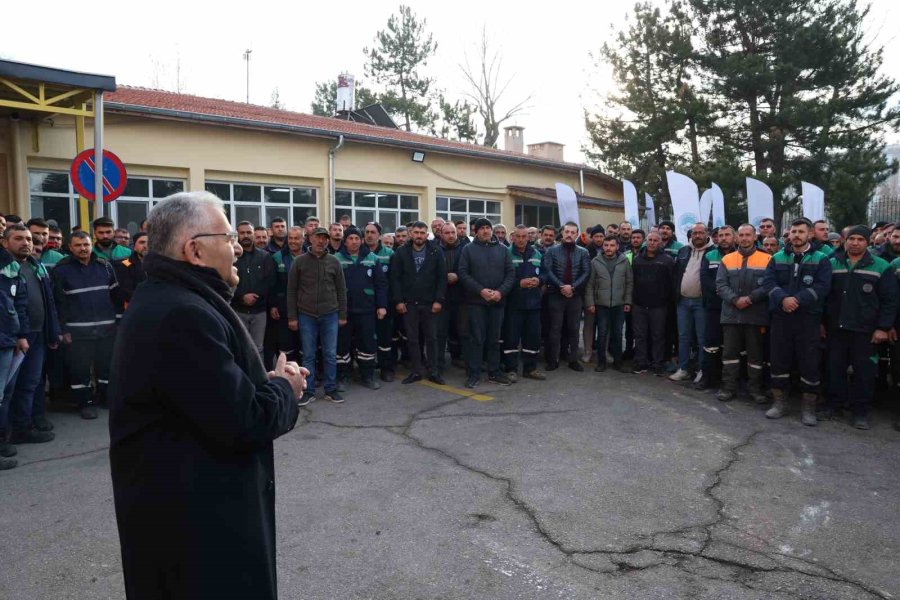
[328,135,345,218]
[579,168,584,195]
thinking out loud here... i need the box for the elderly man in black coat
[109,191,307,600]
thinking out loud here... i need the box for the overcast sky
[5,0,900,164]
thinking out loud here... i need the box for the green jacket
[93,242,132,261]
[585,252,633,308]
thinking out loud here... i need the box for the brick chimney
[527,141,565,162]
[503,125,524,153]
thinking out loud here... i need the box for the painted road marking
[417,379,493,402]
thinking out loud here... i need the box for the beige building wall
[11,113,622,229]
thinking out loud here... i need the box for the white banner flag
[623,180,640,229]
[555,183,580,230]
[645,194,656,227]
[801,182,825,222]
[746,177,774,229]
[711,182,726,228]
[699,188,713,226]
[666,171,701,245]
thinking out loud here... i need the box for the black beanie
[473,217,493,232]
[659,220,675,231]
[845,225,871,242]
[344,226,362,239]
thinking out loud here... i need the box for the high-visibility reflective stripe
[97,379,109,384]
[378,346,393,352]
[502,349,518,354]
[703,347,721,353]
[70,384,89,389]
[521,349,539,354]
[800,377,820,386]
[747,363,763,370]
[771,373,790,379]
[722,359,740,365]
[67,320,116,327]
[357,352,375,359]
[63,285,111,295]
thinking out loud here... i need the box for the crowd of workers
[0,203,898,471]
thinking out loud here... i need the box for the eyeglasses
[192,232,239,243]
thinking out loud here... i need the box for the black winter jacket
[232,248,276,314]
[390,241,447,305]
[631,250,676,308]
[458,238,515,306]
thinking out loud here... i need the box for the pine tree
[364,5,437,132]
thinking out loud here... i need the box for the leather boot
[801,393,818,427]
[766,388,786,419]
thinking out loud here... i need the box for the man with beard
[327,222,345,254]
[715,225,771,403]
[265,217,288,253]
[631,231,676,375]
[542,222,591,372]
[51,231,119,419]
[27,218,64,270]
[364,222,397,382]
[455,220,471,246]
[822,226,898,429]
[270,226,304,364]
[390,222,446,384]
[0,225,30,469]
[502,225,547,380]
[92,217,131,261]
[671,223,713,382]
[493,224,510,247]
[232,221,276,355]
[302,216,320,253]
[696,225,735,390]
[432,222,466,383]
[109,192,305,600]
[811,219,836,257]
[253,226,270,250]
[762,218,832,424]
[618,221,633,254]
[336,227,387,391]
[430,218,445,240]
[112,232,149,307]
[394,225,408,247]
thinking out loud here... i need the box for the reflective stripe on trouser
[702,309,723,385]
[66,337,114,407]
[721,324,765,394]
[826,329,877,416]
[376,312,396,372]
[337,313,378,378]
[502,307,541,373]
[769,313,821,394]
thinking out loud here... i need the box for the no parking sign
[70,148,127,202]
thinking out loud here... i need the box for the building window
[205,181,318,228]
[435,196,502,228]
[113,177,185,235]
[334,190,418,233]
[29,171,186,239]
[515,203,560,229]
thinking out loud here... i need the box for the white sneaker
[693,370,704,384]
[669,368,691,382]
[581,352,593,363]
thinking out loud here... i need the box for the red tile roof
[105,86,610,179]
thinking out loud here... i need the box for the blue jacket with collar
[51,254,119,340]
[337,246,388,315]
[506,244,545,311]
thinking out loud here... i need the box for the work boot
[765,389,786,419]
[716,389,734,402]
[801,393,818,427]
[336,377,349,393]
[9,429,55,444]
[380,370,395,383]
[80,405,98,420]
[362,375,381,391]
[32,415,54,432]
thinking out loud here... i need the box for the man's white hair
[147,191,225,258]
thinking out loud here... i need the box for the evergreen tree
[364,5,437,132]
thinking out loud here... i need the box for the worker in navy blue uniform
[502,225,547,381]
[112,232,148,308]
[51,231,120,420]
[269,226,304,363]
[761,218,832,424]
[696,225,735,390]
[822,225,898,429]
[335,227,387,391]
[264,217,288,254]
[364,222,397,382]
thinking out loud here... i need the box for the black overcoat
[109,267,298,600]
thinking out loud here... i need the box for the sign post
[70,148,127,204]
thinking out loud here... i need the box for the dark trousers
[337,313,377,379]
[721,324,765,394]
[548,294,583,365]
[596,305,626,366]
[275,318,301,362]
[404,304,434,376]
[624,311,634,357]
[68,336,114,407]
[433,302,466,376]
[467,304,504,378]
[502,308,541,373]
[826,329,878,417]
[376,312,396,373]
[702,309,723,386]
[770,313,821,394]
[7,332,46,431]
[632,305,667,369]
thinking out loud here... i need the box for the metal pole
[93,91,104,218]
[244,49,252,103]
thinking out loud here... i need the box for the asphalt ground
[1,364,899,599]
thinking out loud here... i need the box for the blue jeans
[677,297,706,370]
[0,348,15,432]
[299,312,338,394]
[8,333,46,430]
[596,305,626,366]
